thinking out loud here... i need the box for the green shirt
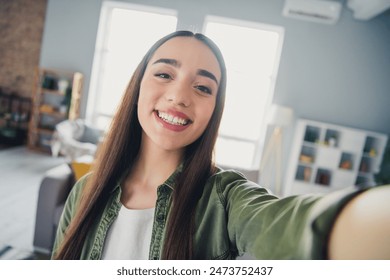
[52,167,364,259]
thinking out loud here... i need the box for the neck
[120,134,183,209]
[127,134,183,189]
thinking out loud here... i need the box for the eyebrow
[197,69,219,86]
[153,58,180,67]
[152,58,219,86]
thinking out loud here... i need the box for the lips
[157,111,189,126]
[154,109,192,132]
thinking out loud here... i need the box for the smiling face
[137,36,222,154]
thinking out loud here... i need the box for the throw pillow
[71,161,92,181]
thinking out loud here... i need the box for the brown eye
[195,85,212,95]
[155,73,171,79]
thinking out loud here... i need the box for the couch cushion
[70,155,93,180]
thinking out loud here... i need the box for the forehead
[149,37,222,80]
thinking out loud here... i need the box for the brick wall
[0,0,47,97]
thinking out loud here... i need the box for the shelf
[357,171,371,177]
[0,92,31,147]
[298,145,316,164]
[303,125,320,143]
[40,88,66,96]
[295,165,312,182]
[363,136,380,156]
[28,67,83,153]
[302,141,316,147]
[358,156,374,173]
[37,128,54,135]
[314,168,332,186]
[324,129,340,147]
[39,109,67,119]
[338,152,354,171]
[29,127,55,136]
[284,119,388,195]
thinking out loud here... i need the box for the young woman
[52,31,390,260]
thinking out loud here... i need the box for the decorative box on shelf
[284,119,388,196]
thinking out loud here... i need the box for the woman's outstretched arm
[328,185,390,259]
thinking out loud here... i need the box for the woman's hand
[328,185,390,259]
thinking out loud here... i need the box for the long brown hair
[54,30,227,259]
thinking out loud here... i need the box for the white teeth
[157,111,189,126]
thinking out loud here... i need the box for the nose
[165,82,191,107]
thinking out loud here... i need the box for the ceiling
[346,0,390,20]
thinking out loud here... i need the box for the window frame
[203,15,285,169]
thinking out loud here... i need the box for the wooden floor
[0,146,66,258]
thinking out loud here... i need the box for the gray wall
[39,0,102,117]
[39,0,390,186]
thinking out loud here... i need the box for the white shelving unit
[284,119,388,196]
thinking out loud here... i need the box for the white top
[101,206,155,259]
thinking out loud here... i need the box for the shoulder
[73,172,91,192]
[66,172,92,207]
[207,166,273,203]
[211,166,260,189]
[59,173,92,227]
[212,167,247,185]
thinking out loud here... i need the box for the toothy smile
[157,111,190,126]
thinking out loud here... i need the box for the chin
[154,139,186,153]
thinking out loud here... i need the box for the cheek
[138,81,156,109]
[137,86,153,123]
[198,101,216,128]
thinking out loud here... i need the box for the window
[204,17,284,169]
[87,2,177,130]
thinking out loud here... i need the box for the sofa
[33,163,75,255]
